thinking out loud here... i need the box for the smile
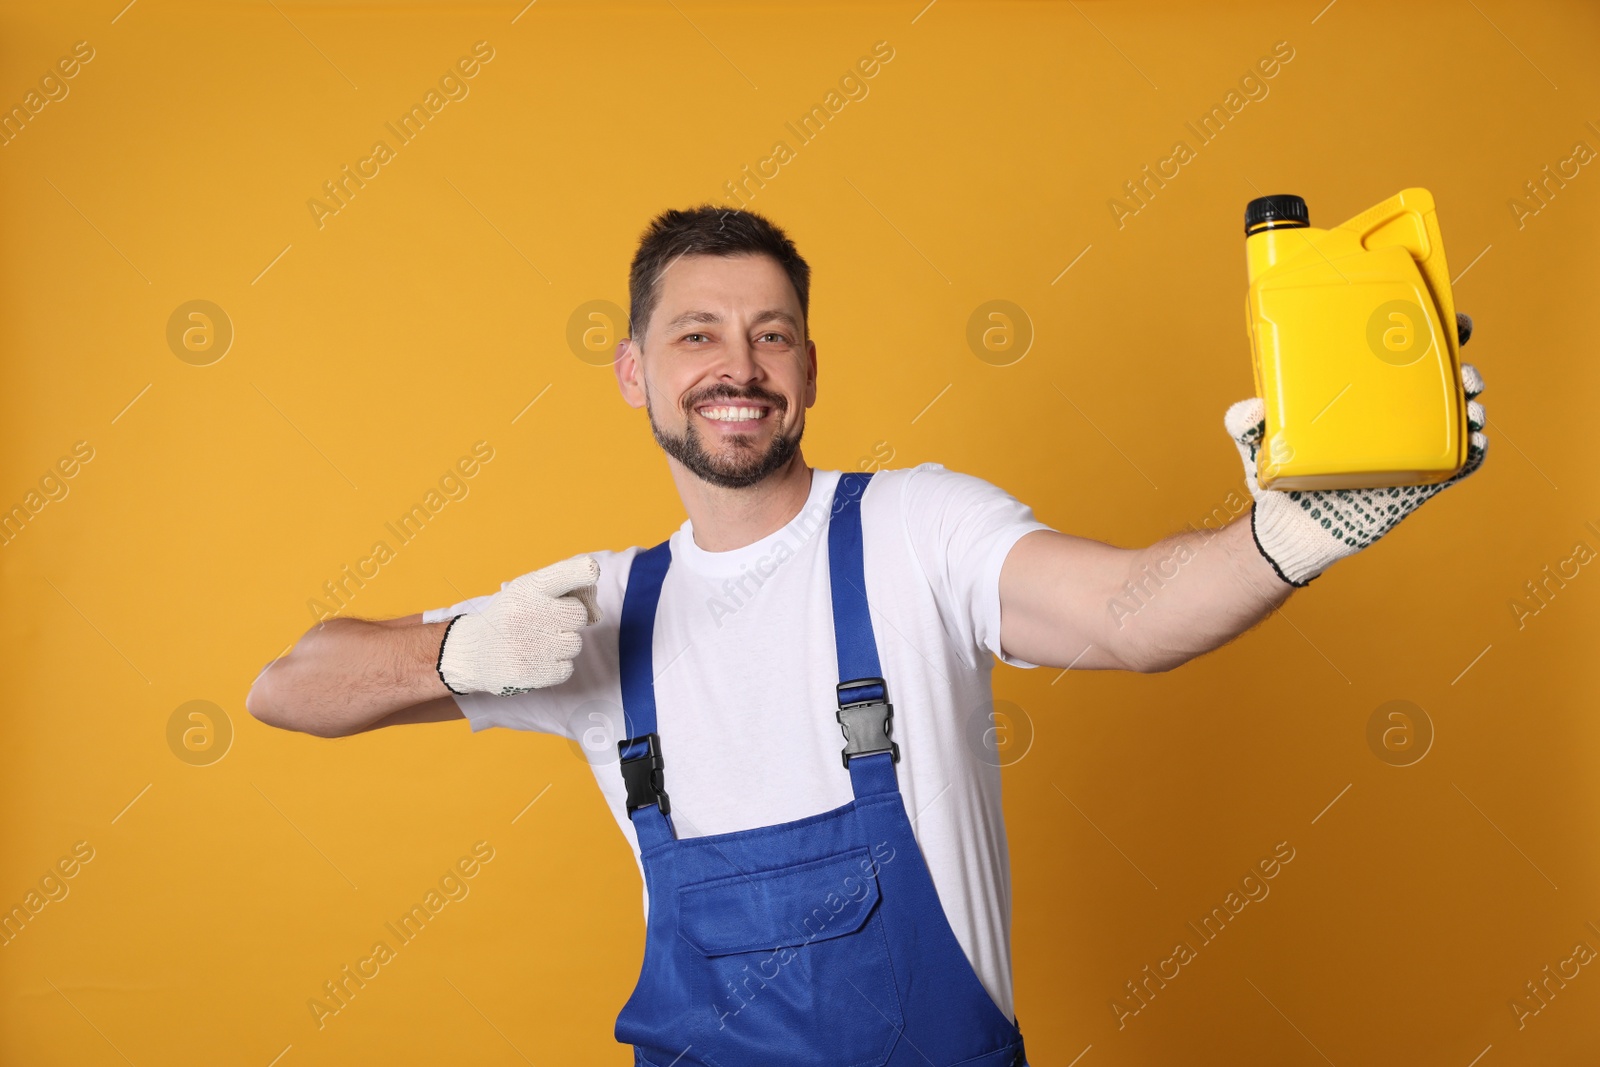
[696,405,771,423]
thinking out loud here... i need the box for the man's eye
[682,333,706,343]
[760,333,786,343]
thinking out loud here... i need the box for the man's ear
[804,337,818,409]
[614,337,645,410]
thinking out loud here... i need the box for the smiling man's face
[616,252,817,490]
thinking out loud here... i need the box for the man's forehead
[654,254,801,329]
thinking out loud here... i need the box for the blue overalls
[613,471,1030,1067]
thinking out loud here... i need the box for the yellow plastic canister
[1243,188,1468,490]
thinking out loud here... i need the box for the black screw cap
[1245,195,1309,234]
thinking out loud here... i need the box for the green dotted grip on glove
[1225,313,1489,588]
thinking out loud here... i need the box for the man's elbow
[244,670,276,723]
[245,676,296,733]
[245,668,341,738]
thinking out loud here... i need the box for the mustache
[687,389,786,411]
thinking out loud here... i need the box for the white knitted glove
[1226,316,1488,587]
[436,556,603,696]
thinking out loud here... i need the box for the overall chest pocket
[676,845,904,1067]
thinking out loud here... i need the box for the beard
[646,386,802,490]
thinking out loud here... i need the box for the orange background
[2,1,1597,1064]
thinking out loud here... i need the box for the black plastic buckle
[836,677,899,768]
[617,732,670,814]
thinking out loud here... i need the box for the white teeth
[698,406,767,422]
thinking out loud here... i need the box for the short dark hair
[627,204,811,348]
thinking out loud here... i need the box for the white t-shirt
[423,463,1053,1021]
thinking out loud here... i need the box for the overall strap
[828,471,901,800]
[617,538,674,849]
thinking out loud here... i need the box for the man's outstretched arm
[246,556,605,737]
[998,519,1291,673]
[246,616,459,737]
[997,350,1489,674]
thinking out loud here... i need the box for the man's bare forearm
[246,618,453,737]
[1107,512,1294,672]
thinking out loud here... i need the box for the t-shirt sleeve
[898,463,1055,669]
[420,548,629,735]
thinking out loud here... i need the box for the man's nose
[713,335,763,382]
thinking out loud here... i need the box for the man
[246,205,1486,1065]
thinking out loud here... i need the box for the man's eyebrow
[661,309,802,334]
